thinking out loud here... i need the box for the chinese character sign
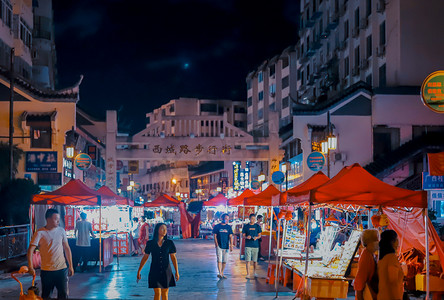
[421,71,444,113]
[233,161,250,191]
[233,161,241,191]
[26,152,58,172]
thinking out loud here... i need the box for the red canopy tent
[310,163,427,208]
[97,186,134,206]
[384,208,444,274]
[32,179,112,206]
[143,194,180,208]
[202,193,228,207]
[244,185,281,206]
[281,171,329,205]
[227,189,256,206]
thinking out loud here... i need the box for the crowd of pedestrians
[26,209,410,300]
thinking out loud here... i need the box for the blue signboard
[272,171,285,184]
[26,151,57,172]
[423,172,444,190]
[307,152,325,172]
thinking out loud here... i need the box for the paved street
[0,239,298,300]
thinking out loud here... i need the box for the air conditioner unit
[352,28,360,38]
[359,18,368,30]
[377,0,386,13]
[360,59,369,70]
[270,92,276,97]
[377,45,386,57]
[352,66,360,76]
[334,152,347,162]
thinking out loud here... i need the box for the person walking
[256,215,265,261]
[75,212,95,272]
[137,223,179,300]
[242,214,262,279]
[377,230,406,300]
[354,229,379,300]
[131,217,141,256]
[27,208,74,299]
[212,213,233,279]
[138,216,150,253]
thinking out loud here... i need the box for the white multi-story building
[297,0,444,101]
[246,46,298,137]
[134,97,248,201]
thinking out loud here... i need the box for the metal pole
[425,208,430,300]
[268,206,273,264]
[276,219,288,299]
[274,218,282,295]
[303,203,312,296]
[8,48,14,181]
[99,196,102,273]
[327,111,331,178]
[240,204,245,259]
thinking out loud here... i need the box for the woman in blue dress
[137,223,179,300]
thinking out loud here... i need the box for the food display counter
[281,224,362,299]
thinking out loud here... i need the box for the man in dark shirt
[213,213,233,279]
[242,214,262,278]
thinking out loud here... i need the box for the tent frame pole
[99,196,102,273]
[303,203,312,297]
[274,217,282,297]
[425,208,430,300]
[268,206,273,265]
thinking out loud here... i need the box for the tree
[0,178,40,226]
[0,142,24,185]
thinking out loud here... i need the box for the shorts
[216,246,229,263]
[245,247,259,262]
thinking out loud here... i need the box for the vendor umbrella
[144,194,180,207]
[202,193,228,207]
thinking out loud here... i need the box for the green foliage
[0,178,40,226]
[0,142,24,185]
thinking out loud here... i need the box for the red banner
[65,207,77,230]
[428,152,444,176]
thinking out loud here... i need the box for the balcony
[377,45,386,57]
[327,13,339,30]
[310,10,323,21]
[359,18,369,30]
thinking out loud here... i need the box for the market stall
[279,164,429,299]
[32,179,116,271]
[96,186,133,256]
[201,193,232,238]
[144,194,181,238]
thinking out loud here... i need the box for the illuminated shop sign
[233,161,250,191]
[421,71,444,113]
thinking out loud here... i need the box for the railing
[0,225,31,261]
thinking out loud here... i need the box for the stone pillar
[267,111,283,181]
[106,110,117,192]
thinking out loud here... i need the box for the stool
[266,263,284,285]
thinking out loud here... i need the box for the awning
[227,189,256,206]
[97,186,133,206]
[281,171,329,205]
[244,185,281,206]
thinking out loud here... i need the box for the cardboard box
[307,277,349,298]
[415,274,444,292]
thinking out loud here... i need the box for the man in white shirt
[75,212,95,271]
[27,208,74,299]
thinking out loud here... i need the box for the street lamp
[171,178,177,185]
[66,146,75,159]
[130,180,135,187]
[258,172,266,182]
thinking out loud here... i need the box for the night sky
[53,0,299,133]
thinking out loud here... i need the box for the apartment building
[297,0,444,102]
[246,46,298,137]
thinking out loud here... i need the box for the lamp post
[322,111,337,178]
